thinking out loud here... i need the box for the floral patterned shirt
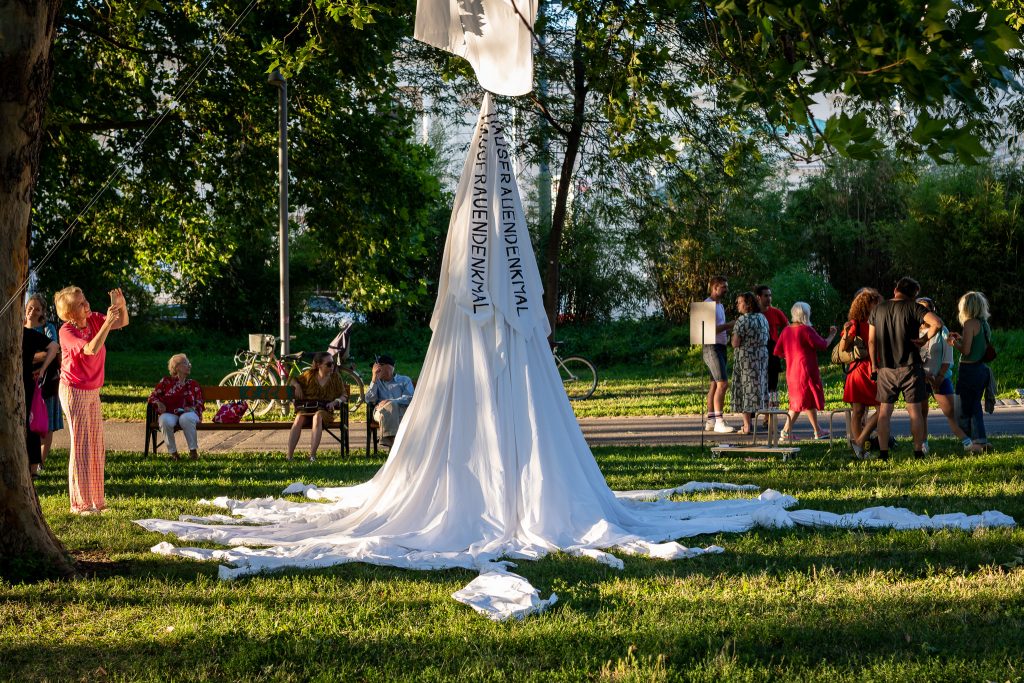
[148,376,204,420]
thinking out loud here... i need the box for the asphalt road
[52,405,1024,455]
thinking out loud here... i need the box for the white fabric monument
[135,97,1015,620]
[414,0,537,96]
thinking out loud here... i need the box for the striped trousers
[59,383,106,513]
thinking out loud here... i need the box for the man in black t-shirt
[868,277,943,460]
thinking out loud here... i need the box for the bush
[769,264,843,328]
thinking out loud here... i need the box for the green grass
[4,441,1023,681]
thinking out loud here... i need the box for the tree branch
[529,93,570,138]
[60,17,179,59]
[48,116,165,134]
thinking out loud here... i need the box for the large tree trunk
[0,0,76,581]
[541,33,587,338]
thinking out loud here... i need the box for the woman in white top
[916,298,983,454]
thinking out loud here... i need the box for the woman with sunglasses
[148,353,204,460]
[288,352,348,461]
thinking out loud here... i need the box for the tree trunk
[541,32,587,338]
[0,0,76,581]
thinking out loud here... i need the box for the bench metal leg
[828,408,852,447]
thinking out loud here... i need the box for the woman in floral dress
[730,291,769,434]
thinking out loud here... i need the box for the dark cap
[375,354,395,366]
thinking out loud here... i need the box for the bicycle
[551,342,598,400]
[220,333,366,417]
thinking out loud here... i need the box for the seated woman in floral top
[288,351,347,462]
[148,353,204,460]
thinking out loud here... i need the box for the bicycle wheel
[557,356,598,400]
[220,367,281,417]
[338,366,365,413]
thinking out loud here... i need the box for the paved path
[52,405,1024,455]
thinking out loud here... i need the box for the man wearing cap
[365,354,415,448]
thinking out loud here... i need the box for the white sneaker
[713,421,735,434]
[705,420,715,431]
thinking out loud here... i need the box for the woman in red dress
[841,288,882,457]
[774,302,837,440]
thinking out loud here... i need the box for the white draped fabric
[414,0,537,96]
[135,98,1016,621]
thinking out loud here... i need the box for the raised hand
[109,288,126,308]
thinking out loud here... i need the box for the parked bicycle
[551,342,598,400]
[220,328,365,417]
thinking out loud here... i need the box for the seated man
[365,354,414,448]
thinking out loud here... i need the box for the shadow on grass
[3,570,1023,681]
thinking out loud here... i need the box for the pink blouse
[59,312,107,390]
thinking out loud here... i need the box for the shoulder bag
[981,322,997,363]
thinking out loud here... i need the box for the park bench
[144,385,349,457]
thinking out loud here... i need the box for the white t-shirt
[704,297,727,345]
[920,326,953,380]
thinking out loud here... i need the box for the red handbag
[212,401,248,424]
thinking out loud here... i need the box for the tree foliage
[893,164,1024,325]
[633,146,790,323]
[32,0,448,331]
[709,0,1024,162]
[784,155,914,299]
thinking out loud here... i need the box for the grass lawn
[4,440,1023,681]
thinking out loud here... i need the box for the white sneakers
[713,420,735,434]
[704,419,735,433]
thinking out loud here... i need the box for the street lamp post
[268,68,289,356]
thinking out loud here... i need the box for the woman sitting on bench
[148,353,204,460]
[288,352,348,462]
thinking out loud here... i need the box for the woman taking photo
[948,291,994,451]
[730,291,769,435]
[774,301,837,441]
[287,352,348,462]
[55,286,129,515]
[841,288,882,458]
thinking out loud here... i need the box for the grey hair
[168,353,189,374]
[790,301,812,325]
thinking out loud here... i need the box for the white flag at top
[415,0,537,96]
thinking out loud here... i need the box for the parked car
[298,295,365,328]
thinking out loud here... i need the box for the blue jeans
[956,363,988,441]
